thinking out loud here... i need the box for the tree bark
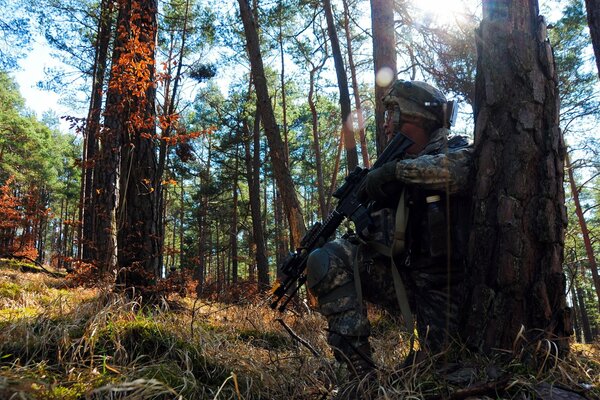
[230,145,239,285]
[238,0,306,248]
[97,0,129,273]
[464,0,571,354]
[243,110,269,289]
[308,67,328,221]
[370,0,396,155]
[82,0,114,265]
[322,0,358,171]
[109,0,161,284]
[342,0,369,168]
[195,135,212,296]
[576,284,594,343]
[583,0,600,79]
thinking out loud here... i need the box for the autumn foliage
[0,177,43,260]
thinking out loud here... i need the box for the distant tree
[237,0,306,248]
[322,0,358,171]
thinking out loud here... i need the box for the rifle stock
[270,132,414,312]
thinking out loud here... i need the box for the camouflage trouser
[306,238,462,357]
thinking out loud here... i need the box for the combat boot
[332,340,377,400]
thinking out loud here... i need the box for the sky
[6,0,578,134]
[9,0,482,122]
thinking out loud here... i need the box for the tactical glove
[357,161,399,204]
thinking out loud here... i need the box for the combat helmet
[383,80,447,125]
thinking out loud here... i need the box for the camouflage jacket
[365,128,474,257]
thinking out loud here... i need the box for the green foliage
[549,0,600,135]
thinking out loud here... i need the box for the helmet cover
[382,80,446,123]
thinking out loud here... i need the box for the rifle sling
[354,189,415,342]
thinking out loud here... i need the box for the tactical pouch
[425,195,447,257]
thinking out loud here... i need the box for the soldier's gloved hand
[357,161,398,204]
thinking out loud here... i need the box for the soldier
[305,80,474,394]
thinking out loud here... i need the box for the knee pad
[306,248,330,290]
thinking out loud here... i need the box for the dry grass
[0,259,598,399]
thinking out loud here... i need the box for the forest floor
[0,258,599,400]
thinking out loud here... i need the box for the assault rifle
[270,132,414,312]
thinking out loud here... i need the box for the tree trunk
[342,0,369,168]
[97,0,128,272]
[82,0,114,264]
[566,153,600,308]
[323,0,358,171]
[308,68,328,221]
[576,283,594,343]
[109,0,161,285]
[230,145,240,285]
[243,110,269,289]
[464,0,571,355]
[195,135,212,296]
[370,0,396,155]
[237,0,306,247]
[583,0,600,79]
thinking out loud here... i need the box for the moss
[0,258,28,271]
[0,281,21,299]
[36,382,88,400]
[96,317,229,386]
[236,328,291,351]
[0,306,39,320]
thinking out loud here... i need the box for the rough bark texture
[82,0,113,264]
[464,0,571,355]
[112,0,162,281]
[370,0,396,156]
[584,0,600,79]
[323,0,358,172]
[238,0,306,247]
[96,0,130,272]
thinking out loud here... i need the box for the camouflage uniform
[306,81,474,374]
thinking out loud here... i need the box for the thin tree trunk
[370,0,396,155]
[230,145,239,285]
[566,153,600,308]
[342,0,369,167]
[322,0,358,171]
[278,0,289,163]
[576,283,593,343]
[195,136,212,296]
[243,110,269,289]
[308,68,327,221]
[464,0,570,354]
[326,129,344,214]
[238,0,306,247]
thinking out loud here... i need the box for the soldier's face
[399,121,429,155]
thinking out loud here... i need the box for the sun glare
[414,0,479,25]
